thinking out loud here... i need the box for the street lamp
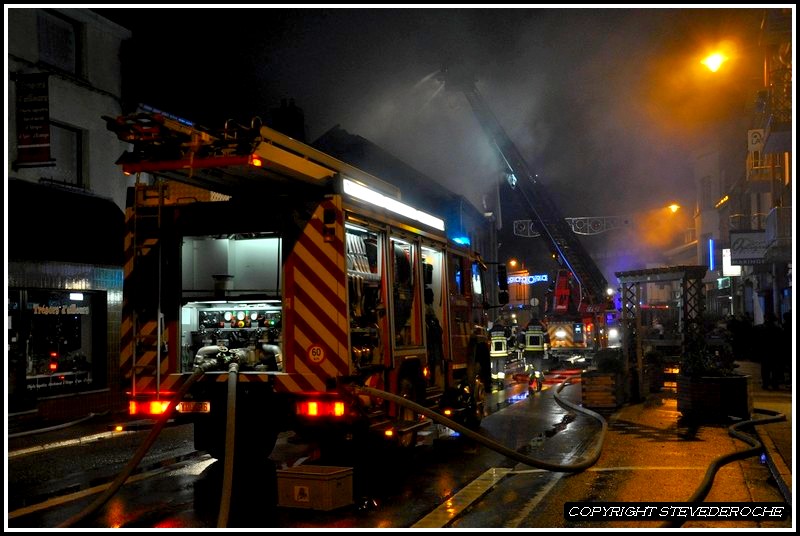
[701,52,729,73]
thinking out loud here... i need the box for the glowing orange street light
[508,259,519,269]
[701,52,729,72]
[668,203,680,214]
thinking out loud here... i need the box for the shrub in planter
[677,333,751,422]
[594,348,625,374]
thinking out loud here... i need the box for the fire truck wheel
[470,377,486,427]
[397,377,419,448]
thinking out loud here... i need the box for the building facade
[666,8,792,327]
[7,8,131,419]
[716,8,792,324]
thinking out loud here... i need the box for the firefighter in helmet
[523,317,549,392]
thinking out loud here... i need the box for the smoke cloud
[95,6,764,279]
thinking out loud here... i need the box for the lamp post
[694,43,762,319]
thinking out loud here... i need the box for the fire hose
[55,367,784,527]
[357,379,786,527]
[58,348,246,528]
[661,407,787,529]
[57,365,207,527]
[353,377,606,473]
[217,359,240,528]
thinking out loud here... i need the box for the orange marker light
[334,402,345,417]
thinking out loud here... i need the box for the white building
[7,8,131,420]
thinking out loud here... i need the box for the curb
[756,427,792,504]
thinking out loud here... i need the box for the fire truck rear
[105,108,495,461]
[541,269,607,365]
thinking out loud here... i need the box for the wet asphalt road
[9,380,591,529]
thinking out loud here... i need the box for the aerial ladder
[440,69,616,360]
[439,68,611,314]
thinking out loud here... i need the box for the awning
[8,179,124,266]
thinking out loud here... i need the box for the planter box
[581,371,625,409]
[277,465,353,511]
[677,374,752,423]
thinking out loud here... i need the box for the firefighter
[484,320,507,392]
[524,318,549,392]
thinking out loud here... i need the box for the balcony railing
[745,152,781,188]
[729,212,767,231]
[765,206,792,246]
[754,65,792,154]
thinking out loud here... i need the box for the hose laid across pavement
[57,366,208,528]
[9,411,110,439]
[661,407,787,529]
[355,376,606,473]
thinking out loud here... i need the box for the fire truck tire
[467,377,486,428]
[397,377,419,448]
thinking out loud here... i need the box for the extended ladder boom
[447,75,609,309]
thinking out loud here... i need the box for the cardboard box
[276,465,354,511]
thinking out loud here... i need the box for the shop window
[9,289,106,397]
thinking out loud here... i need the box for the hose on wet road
[354,376,605,473]
[57,364,210,528]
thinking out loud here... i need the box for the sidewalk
[735,359,793,503]
[595,359,793,527]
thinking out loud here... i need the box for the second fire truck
[440,67,617,365]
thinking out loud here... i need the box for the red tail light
[296,399,346,418]
[129,399,170,416]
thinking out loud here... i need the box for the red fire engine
[104,108,500,461]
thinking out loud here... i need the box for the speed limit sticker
[307,345,325,363]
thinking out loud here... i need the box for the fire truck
[104,108,500,461]
[440,68,616,365]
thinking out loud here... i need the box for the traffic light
[49,351,59,372]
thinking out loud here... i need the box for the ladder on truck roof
[108,109,408,399]
[441,72,610,309]
[104,110,400,199]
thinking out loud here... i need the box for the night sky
[93,6,766,275]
